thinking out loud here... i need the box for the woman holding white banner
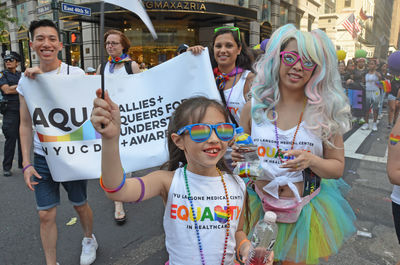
[91,94,274,265]
[97,29,140,224]
[188,26,255,126]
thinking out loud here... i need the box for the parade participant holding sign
[97,29,140,225]
[18,19,97,265]
[91,95,274,265]
[351,58,368,124]
[188,26,255,126]
[0,51,23,176]
[232,24,356,264]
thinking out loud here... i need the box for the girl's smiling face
[173,106,229,176]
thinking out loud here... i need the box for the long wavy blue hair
[251,24,351,146]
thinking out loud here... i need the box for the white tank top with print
[223,70,250,124]
[250,102,323,200]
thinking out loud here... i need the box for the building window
[280,5,288,26]
[308,16,314,32]
[344,0,351,7]
[296,13,302,28]
[261,0,271,22]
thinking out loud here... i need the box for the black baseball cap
[177,44,189,54]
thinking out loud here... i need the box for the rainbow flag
[390,134,400,145]
[383,80,391,93]
[37,120,101,143]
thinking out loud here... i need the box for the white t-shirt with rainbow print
[163,166,245,265]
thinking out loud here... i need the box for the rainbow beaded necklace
[272,99,306,163]
[183,165,231,265]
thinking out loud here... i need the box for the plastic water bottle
[245,211,278,265]
[235,127,258,161]
[234,127,262,178]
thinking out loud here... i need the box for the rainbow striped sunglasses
[177,123,236,143]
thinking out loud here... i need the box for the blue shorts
[33,154,88,210]
[388,94,397,101]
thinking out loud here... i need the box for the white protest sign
[23,49,220,181]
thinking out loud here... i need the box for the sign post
[60,2,92,17]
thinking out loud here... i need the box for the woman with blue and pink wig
[232,24,356,264]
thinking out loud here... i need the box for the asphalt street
[0,113,399,265]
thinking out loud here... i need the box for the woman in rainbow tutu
[233,24,356,264]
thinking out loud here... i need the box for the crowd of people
[1,17,400,265]
[338,56,399,131]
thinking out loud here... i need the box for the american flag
[342,13,361,38]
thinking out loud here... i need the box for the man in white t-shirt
[18,19,98,265]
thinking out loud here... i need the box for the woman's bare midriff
[255,180,305,197]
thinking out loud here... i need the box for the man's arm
[19,94,33,167]
[19,94,43,190]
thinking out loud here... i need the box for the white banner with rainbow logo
[23,50,220,181]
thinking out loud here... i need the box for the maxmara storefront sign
[143,0,207,11]
[140,0,257,20]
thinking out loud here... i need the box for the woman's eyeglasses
[280,51,317,71]
[214,26,241,42]
[105,42,120,46]
[177,123,236,143]
[4,58,15,63]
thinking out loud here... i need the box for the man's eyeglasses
[177,123,236,143]
[280,51,317,71]
[4,58,15,63]
[214,26,241,42]
[105,42,120,47]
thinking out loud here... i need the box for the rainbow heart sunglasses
[177,123,236,143]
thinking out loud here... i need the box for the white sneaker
[378,114,383,120]
[80,234,98,265]
[372,123,378,131]
[361,123,369,130]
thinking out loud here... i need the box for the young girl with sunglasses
[233,24,356,264]
[189,26,255,126]
[91,93,274,265]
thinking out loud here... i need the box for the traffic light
[69,31,81,44]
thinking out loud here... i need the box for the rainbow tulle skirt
[273,178,356,264]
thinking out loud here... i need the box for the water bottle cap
[264,211,277,222]
[235,127,244,134]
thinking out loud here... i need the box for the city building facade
[319,0,394,62]
[389,0,400,53]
